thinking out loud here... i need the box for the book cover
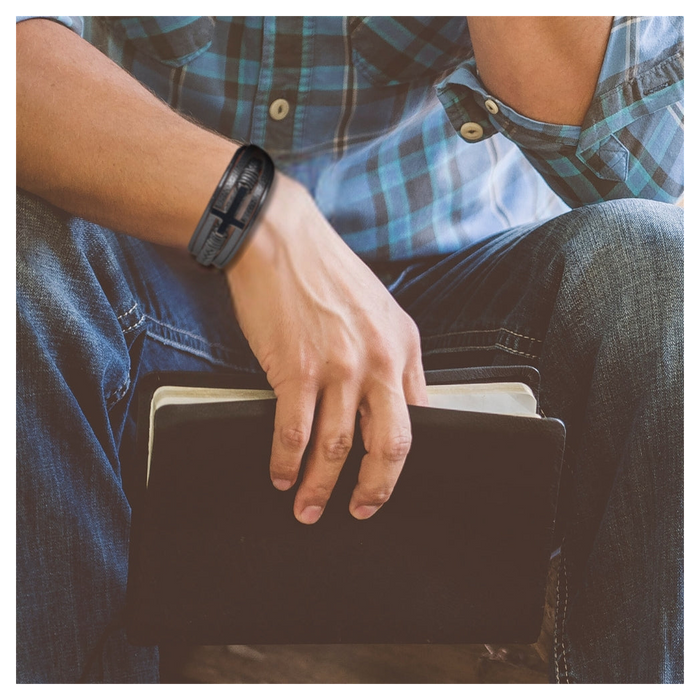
[126,367,565,645]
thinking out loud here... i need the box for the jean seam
[421,343,541,360]
[144,310,248,368]
[115,302,138,321]
[113,300,252,370]
[143,314,241,353]
[421,326,543,360]
[104,304,146,411]
[554,541,572,684]
[145,330,249,369]
[122,315,147,334]
[117,302,234,351]
[424,327,544,344]
[105,380,130,411]
[546,394,572,685]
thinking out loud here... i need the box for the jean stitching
[554,544,572,684]
[115,304,252,369]
[116,306,240,359]
[561,557,571,685]
[112,303,254,400]
[116,302,138,321]
[556,446,573,687]
[144,315,238,352]
[424,327,543,344]
[145,330,251,370]
[117,302,235,351]
[122,315,147,334]
[555,548,563,684]
[104,303,142,410]
[422,343,540,360]
[105,378,129,411]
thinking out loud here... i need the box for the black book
[126,366,565,646]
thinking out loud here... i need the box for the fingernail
[352,505,379,520]
[299,505,324,525]
[272,479,293,491]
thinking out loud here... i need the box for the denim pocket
[104,16,215,68]
[349,16,472,87]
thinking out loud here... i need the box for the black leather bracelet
[188,144,275,269]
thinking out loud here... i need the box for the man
[16,16,683,683]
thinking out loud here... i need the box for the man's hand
[17,19,429,524]
[227,174,428,524]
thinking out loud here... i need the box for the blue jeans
[16,189,683,683]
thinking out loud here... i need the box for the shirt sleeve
[435,16,684,207]
[16,16,84,37]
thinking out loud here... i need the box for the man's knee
[531,198,683,389]
[555,198,682,293]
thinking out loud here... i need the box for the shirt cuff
[16,16,84,37]
[435,33,683,184]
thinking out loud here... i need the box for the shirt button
[484,98,499,115]
[460,122,484,141]
[269,98,290,121]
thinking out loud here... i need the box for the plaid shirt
[19,16,684,261]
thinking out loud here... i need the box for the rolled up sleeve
[16,16,84,36]
[436,16,684,206]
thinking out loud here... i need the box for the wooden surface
[158,556,559,684]
[160,641,548,684]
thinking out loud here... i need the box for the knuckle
[278,425,310,451]
[304,483,334,504]
[382,433,412,462]
[402,321,422,358]
[270,464,298,481]
[320,433,353,462]
[371,487,393,505]
[409,325,422,354]
[369,348,394,374]
[295,360,320,386]
[363,487,394,506]
[331,360,359,383]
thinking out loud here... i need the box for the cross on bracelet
[213,186,250,233]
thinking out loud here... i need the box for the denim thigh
[16,189,259,683]
[17,189,682,683]
[391,198,683,683]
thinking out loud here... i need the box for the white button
[269,98,290,121]
[484,98,499,115]
[460,122,484,141]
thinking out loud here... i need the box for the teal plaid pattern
[18,16,684,261]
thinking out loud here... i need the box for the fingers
[403,361,429,407]
[270,325,423,525]
[274,375,415,524]
[349,325,422,517]
[269,381,318,492]
[350,386,412,520]
[293,384,359,525]
[347,347,423,521]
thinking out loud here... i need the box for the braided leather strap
[188,144,275,269]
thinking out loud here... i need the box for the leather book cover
[126,368,565,645]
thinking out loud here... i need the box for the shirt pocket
[348,16,473,86]
[103,16,215,68]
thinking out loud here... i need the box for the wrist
[188,144,274,268]
[226,171,311,278]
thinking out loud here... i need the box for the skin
[17,17,611,524]
[467,17,613,125]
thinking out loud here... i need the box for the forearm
[17,18,237,248]
[15,16,442,529]
[467,16,612,125]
